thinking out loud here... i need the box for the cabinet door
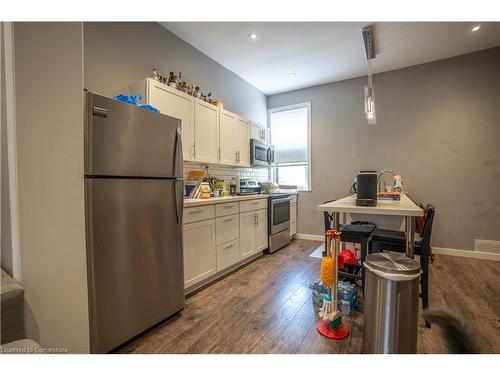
[263,128,271,144]
[194,99,219,164]
[148,81,195,161]
[290,220,297,237]
[255,209,269,252]
[216,239,241,272]
[183,219,217,289]
[215,214,239,245]
[236,117,251,167]
[250,122,263,140]
[239,211,256,260]
[290,203,297,222]
[219,110,236,166]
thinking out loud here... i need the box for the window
[268,102,311,191]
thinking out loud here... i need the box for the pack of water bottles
[309,280,358,316]
[337,281,358,317]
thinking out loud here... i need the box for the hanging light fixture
[362,25,376,125]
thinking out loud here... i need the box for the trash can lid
[364,251,421,275]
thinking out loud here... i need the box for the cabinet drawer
[290,220,297,237]
[216,239,241,272]
[215,202,238,217]
[290,203,297,222]
[215,214,239,245]
[290,195,297,204]
[239,199,268,213]
[184,205,215,224]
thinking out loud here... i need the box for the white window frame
[268,101,312,191]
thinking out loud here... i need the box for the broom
[320,234,334,288]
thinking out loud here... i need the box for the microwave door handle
[266,148,271,164]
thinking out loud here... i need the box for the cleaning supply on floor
[309,280,329,308]
[320,255,334,288]
[316,229,350,341]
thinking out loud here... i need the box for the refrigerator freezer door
[85,91,182,178]
[85,178,184,353]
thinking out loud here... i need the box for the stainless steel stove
[266,193,291,253]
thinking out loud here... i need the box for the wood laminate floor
[118,239,500,354]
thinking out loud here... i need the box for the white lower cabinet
[184,199,268,291]
[216,239,240,272]
[183,219,216,289]
[239,211,257,260]
[215,214,239,246]
[290,202,297,237]
[240,208,268,260]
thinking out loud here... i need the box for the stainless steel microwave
[251,139,275,167]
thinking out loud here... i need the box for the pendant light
[362,26,376,125]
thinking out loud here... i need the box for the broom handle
[330,235,336,306]
[334,236,339,307]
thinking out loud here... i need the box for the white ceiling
[161,22,500,95]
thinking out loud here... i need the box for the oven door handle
[272,197,291,204]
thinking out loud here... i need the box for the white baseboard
[296,233,324,241]
[433,247,500,262]
[295,234,500,262]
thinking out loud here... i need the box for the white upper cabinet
[219,110,237,166]
[194,98,220,164]
[235,117,250,167]
[130,78,265,167]
[130,79,195,161]
[250,121,271,144]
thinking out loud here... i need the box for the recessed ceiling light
[289,73,296,79]
[472,25,481,32]
[248,33,259,40]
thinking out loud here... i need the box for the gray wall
[14,22,89,352]
[1,23,13,275]
[84,22,267,125]
[268,47,500,251]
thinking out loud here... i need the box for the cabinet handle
[253,214,257,225]
[224,243,235,249]
[256,214,259,225]
[189,209,204,214]
[192,143,196,158]
[223,205,233,209]
[223,217,235,222]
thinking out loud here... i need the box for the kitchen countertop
[184,192,298,208]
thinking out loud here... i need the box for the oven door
[251,139,272,167]
[270,197,291,234]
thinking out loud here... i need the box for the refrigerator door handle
[174,127,183,178]
[174,179,183,226]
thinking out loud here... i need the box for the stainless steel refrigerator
[84,91,184,353]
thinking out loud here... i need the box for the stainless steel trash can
[363,251,421,354]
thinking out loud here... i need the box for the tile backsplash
[184,162,270,186]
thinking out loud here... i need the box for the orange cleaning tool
[320,255,334,287]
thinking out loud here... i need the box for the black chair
[323,201,376,295]
[370,205,435,326]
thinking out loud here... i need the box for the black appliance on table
[355,170,377,206]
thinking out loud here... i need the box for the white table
[317,194,424,257]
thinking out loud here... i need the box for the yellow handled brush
[320,232,335,288]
